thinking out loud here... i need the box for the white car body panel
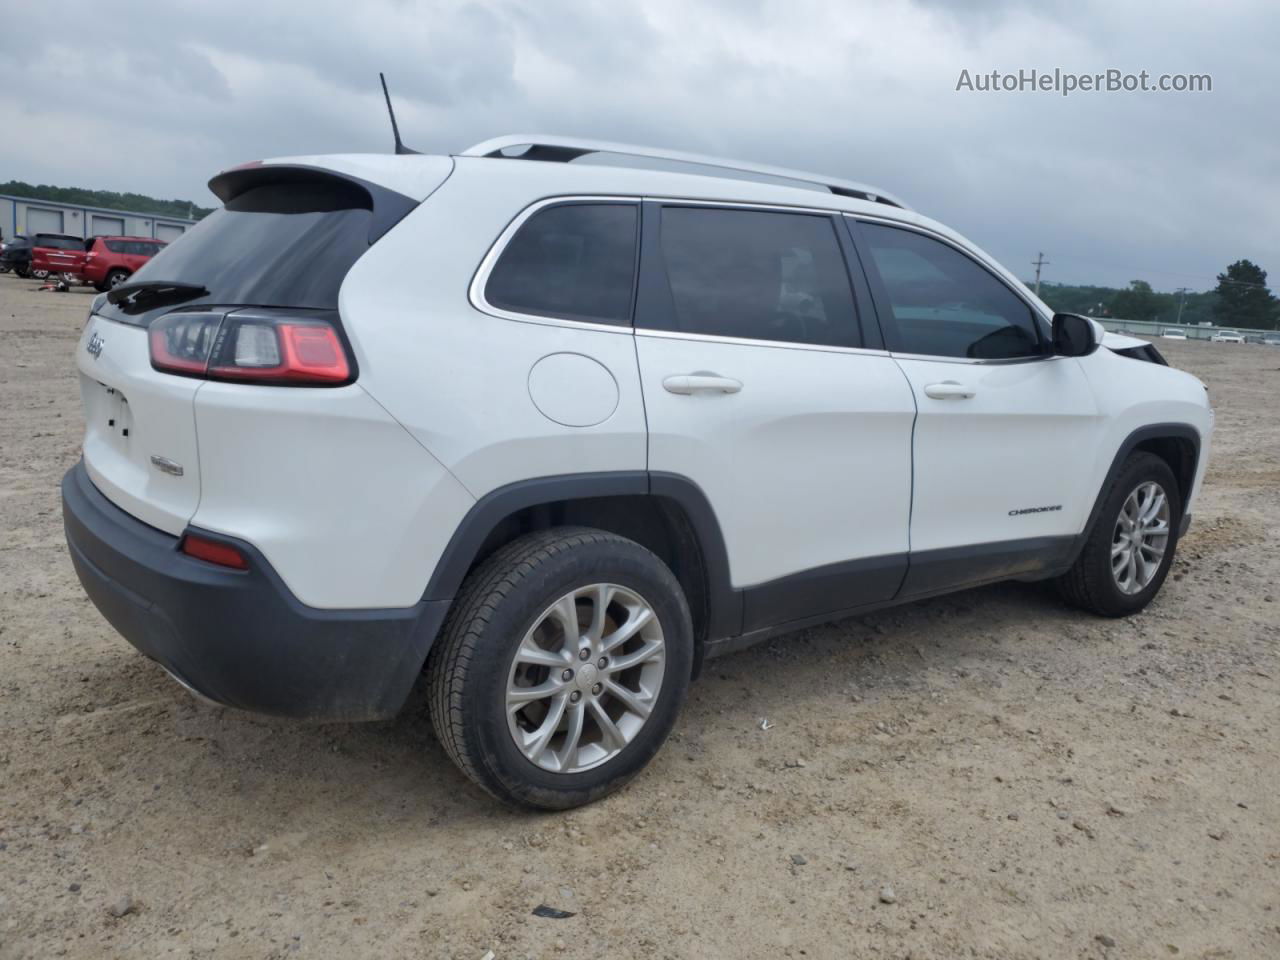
[1074,347,1213,517]
[189,382,475,609]
[894,356,1103,550]
[77,317,203,535]
[636,333,915,587]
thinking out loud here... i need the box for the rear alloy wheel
[31,268,49,280]
[1057,451,1182,616]
[106,269,130,289]
[506,582,666,774]
[427,527,692,809]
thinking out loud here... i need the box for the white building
[0,194,196,243]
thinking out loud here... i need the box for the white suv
[62,136,1214,808]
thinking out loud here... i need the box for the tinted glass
[124,181,375,310]
[860,223,1042,359]
[106,240,125,253]
[657,207,859,348]
[36,235,84,250]
[486,203,638,324]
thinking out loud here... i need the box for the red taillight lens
[150,311,219,374]
[150,310,353,385]
[207,318,350,383]
[181,534,248,570]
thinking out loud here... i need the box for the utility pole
[1175,286,1189,324]
[1032,252,1049,296]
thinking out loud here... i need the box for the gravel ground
[1,271,1277,960]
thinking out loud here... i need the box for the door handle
[662,373,743,395]
[923,380,975,400]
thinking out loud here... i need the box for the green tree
[0,180,212,221]
[1109,280,1164,322]
[1212,260,1279,330]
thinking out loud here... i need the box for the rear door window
[484,202,639,325]
[650,206,861,348]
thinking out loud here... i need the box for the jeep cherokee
[61,137,1214,809]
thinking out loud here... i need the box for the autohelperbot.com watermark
[956,68,1212,96]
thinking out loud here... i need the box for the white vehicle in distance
[1161,328,1187,340]
[62,135,1214,809]
[1211,330,1245,343]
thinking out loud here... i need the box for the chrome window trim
[634,326,890,358]
[468,195,643,335]
[887,350,1069,367]
[470,194,899,345]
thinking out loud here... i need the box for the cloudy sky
[1,0,1275,291]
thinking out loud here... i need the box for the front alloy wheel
[1057,451,1182,617]
[1111,481,1171,594]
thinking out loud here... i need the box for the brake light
[181,533,248,569]
[149,310,353,385]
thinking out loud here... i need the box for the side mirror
[1052,313,1099,357]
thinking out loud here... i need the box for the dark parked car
[0,235,33,276]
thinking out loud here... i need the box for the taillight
[181,533,248,570]
[149,309,353,385]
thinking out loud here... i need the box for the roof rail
[458,135,910,210]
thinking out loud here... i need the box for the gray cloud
[0,0,1274,291]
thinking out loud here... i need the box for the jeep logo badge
[86,331,104,359]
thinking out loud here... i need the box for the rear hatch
[34,234,89,274]
[76,163,428,535]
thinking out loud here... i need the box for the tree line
[1035,260,1279,330]
[0,180,214,222]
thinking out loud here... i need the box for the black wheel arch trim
[1075,422,1201,554]
[421,470,741,642]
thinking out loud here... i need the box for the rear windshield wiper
[107,280,209,312]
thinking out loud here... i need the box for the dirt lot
[0,271,1277,960]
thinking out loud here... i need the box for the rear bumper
[61,461,447,721]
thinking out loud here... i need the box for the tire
[426,527,693,810]
[14,264,30,278]
[106,269,130,290]
[1057,451,1182,617]
[32,268,49,280]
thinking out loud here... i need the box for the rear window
[123,181,377,311]
[484,203,639,325]
[36,235,84,251]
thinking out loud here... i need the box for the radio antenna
[379,73,420,155]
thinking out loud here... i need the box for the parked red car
[79,236,167,291]
[28,233,89,279]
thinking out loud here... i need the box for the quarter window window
[656,206,860,348]
[860,223,1042,359]
[485,203,638,324]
